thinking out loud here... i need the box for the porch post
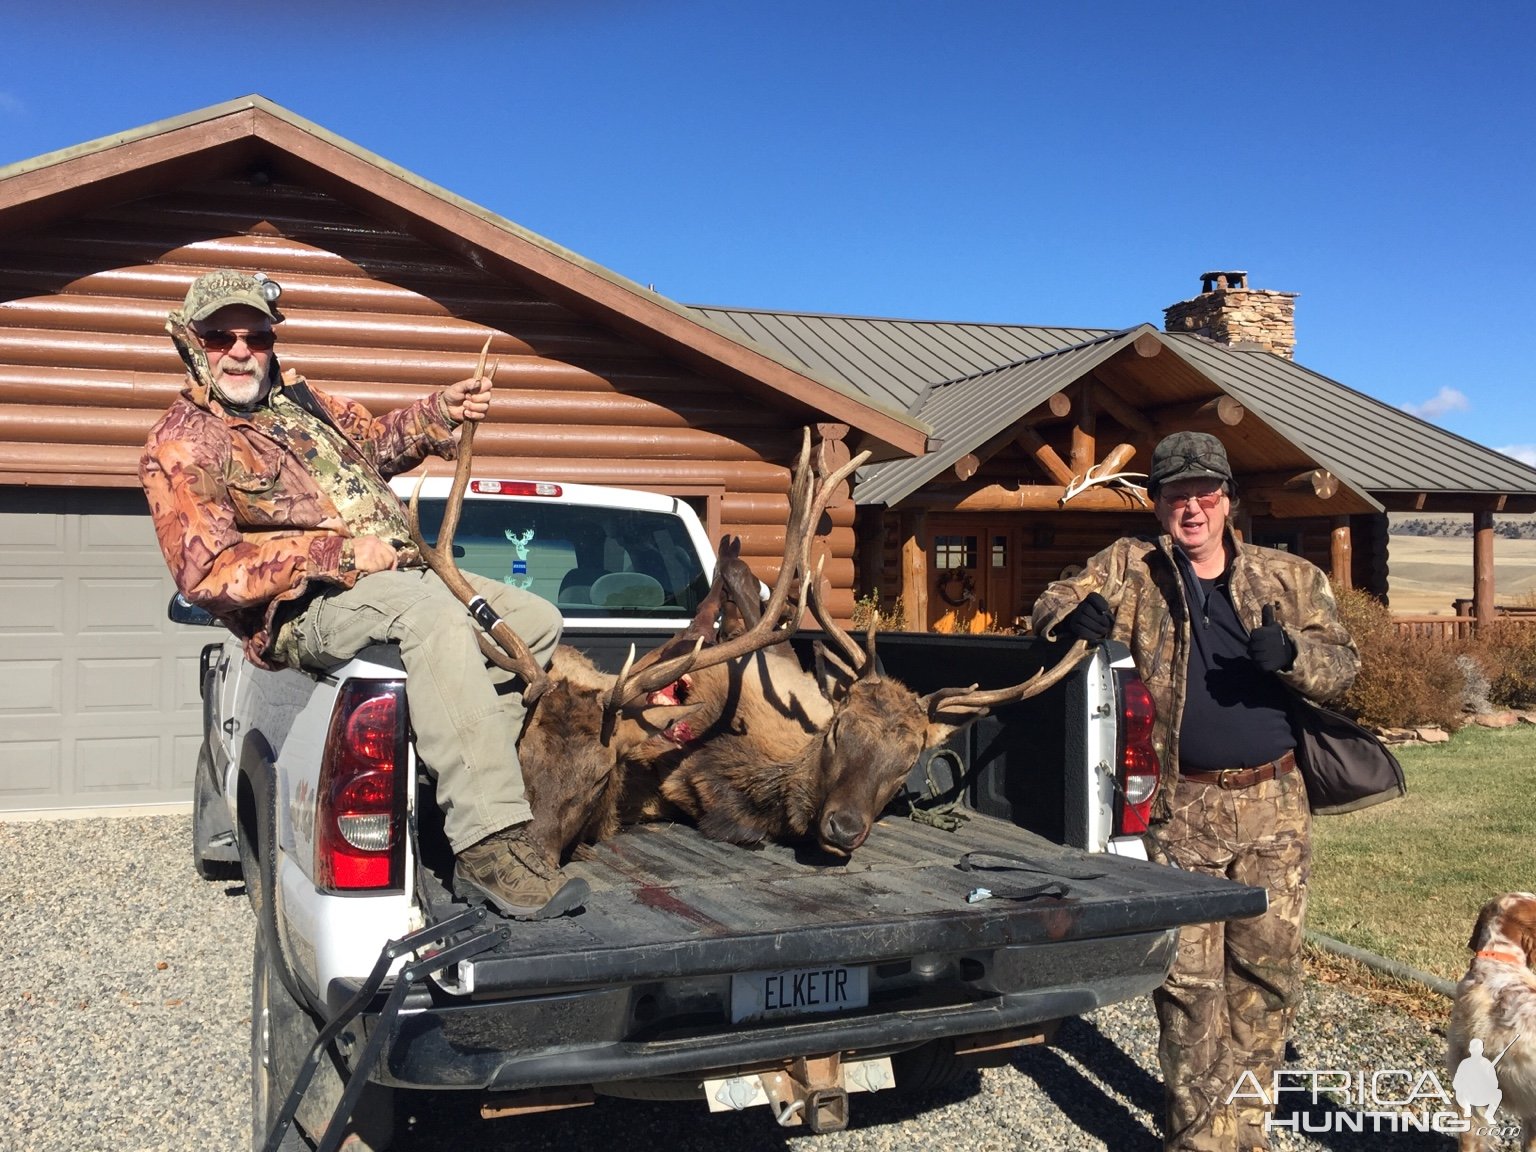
[1473,510,1496,627]
[899,509,929,632]
[1330,516,1353,591]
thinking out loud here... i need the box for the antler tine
[434,338,493,557]
[404,336,550,703]
[604,427,853,714]
[922,639,1093,716]
[799,442,875,675]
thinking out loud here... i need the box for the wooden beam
[1070,383,1097,474]
[899,509,929,631]
[912,484,1152,513]
[1243,469,1340,500]
[1015,426,1076,485]
[1087,376,1156,440]
[967,391,1076,470]
[1330,517,1353,590]
[1474,510,1495,625]
[1133,331,1163,358]
[1151,396,1245,430]
[953,453,980,481]
[1376,492,1536,514]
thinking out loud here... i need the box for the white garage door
[0,490,212,813]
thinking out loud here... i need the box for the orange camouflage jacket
[139,369,459,668]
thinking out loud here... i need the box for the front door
[928,519,1020,634]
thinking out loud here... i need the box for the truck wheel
[193,745,241,881]
[251,932,313,1151]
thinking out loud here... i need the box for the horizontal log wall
[0,178,860,617]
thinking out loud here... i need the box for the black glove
[1061,592,1114,643]
[1248,603,1297,673]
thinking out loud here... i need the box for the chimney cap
[1200,270,1248,292]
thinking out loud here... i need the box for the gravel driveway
[1,815,1455,1152]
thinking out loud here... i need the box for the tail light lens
[316,680,406,891]
[1115,674,1161,836]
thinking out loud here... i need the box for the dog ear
[1514,895,1536,964]
[1468,898,1501,952]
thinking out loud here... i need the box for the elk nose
[821,811,869,853]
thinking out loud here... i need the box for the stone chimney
[1162,271,1298,359]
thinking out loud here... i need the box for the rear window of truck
[411,497,710,619]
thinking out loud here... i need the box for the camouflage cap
[177,269,284,324]
[1147,431,1233,495]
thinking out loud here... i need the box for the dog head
[1467,891,1536,964]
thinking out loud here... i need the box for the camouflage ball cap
[178,269,284,324]
[1148,431,1232,495]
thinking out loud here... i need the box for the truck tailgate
[435,811,1265,993]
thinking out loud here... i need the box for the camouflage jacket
[140,369,459,668]
[1032,530,1359,823]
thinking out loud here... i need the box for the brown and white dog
[1448,892,1536,1151]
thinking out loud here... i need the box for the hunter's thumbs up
[1250,602,1292,672]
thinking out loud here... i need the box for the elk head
[802,562,1091,858]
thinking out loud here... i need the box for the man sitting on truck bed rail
[139,269,587,921]
[1031,432,1358,1152]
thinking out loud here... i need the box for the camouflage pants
[282,568,562,852]
[1151,766,1311,1152]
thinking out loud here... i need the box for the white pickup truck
[175,475,1264,1151]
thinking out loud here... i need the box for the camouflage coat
[1032,530,1358,823]
[139,369,459,668]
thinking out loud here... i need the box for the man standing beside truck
[140,269,587,920]
[1031,431,1358,1152]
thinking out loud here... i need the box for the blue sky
[4,2,1534,464]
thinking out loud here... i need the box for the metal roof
[1164,337,1536,495]
[688,305,1536,506]
[853,328,1152,506]
[687,306,1105,415]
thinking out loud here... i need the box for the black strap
[958,849,1106,882]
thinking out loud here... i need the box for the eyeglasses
[197,328,277,353]
[1158,487,1226,510]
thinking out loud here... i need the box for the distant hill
[1391,517,1536,540]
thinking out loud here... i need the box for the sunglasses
[1158,487,1226,510]
[197,328,277,353]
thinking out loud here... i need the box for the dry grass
[1304,945,1451,1029]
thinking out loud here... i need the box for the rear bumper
[339,928,1177,1091]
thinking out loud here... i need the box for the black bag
[1289,696,1407,815]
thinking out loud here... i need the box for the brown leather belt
[1181,749,1297,790]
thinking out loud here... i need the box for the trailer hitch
[262,907,507,1152]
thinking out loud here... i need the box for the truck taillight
[1115,675,1161,836]
[316,681,406,892]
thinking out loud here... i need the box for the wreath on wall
[936,567,976,607]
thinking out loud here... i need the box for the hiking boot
[453,824,589,920]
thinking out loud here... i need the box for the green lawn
[1308,723,1536,982]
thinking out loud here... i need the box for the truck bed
[416,807,1263,992]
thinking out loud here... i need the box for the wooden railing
[1392,616,1476,641]
[1392,613,1536,641]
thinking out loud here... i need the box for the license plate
[730,964,869,1023]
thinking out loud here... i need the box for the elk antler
[918,639,1092,719]
[604,429,871,713]
[406,336,551,704]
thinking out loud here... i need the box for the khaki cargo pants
[282,568,562,853]
[1151,767,1311,1152]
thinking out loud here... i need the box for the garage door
[0,489,211,813]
